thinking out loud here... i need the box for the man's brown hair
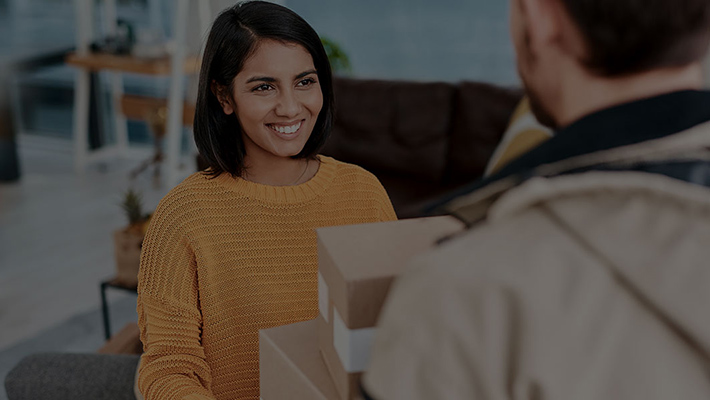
[561,0,710,76]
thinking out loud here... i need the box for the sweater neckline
[211,155,336,203]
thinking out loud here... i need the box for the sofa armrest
[5,353,140,400]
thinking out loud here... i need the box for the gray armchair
[4,353,140,400]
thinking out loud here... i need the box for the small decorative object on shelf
[90,19,135,55]
[113,189,152,287]
[131,28,169,60]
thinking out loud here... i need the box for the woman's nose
[275,90,301,118]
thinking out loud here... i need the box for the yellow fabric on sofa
[485,97,553,176]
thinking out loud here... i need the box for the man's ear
[521,0,586,60]
[519,0,564,53]
[211,80,234,115]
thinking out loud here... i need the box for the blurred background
[2,0,517,147]
[0,0,517,390]
[0,0,708,398]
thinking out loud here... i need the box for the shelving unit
[65,53,201,75]
[69,0,212,187]
[120,94,195,126]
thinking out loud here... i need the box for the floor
[0,135,183,352]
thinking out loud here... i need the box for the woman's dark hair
[194,1,334,178]
[561,0,710,76]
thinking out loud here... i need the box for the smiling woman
[135,2,397,400]
[193,0,336,185]
[222,40,324,184]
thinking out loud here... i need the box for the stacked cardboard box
[260,319,342,400]
[316,216,465,399]
[259,216,464,399]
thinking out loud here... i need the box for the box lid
[260,319,340,400]
[317,216,464,329]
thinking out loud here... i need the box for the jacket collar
[494,90,710,179]
[446,120,710,226]
[433,90,710,211]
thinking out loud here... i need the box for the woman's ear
[211,80,235,115]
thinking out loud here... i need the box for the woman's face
[221,39,323,162]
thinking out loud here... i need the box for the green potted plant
[113,189,151,287]
[321,36,352,75]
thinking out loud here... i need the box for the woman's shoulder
[318,156,397,220]
[319,155,380,183]
[163,170,213,198]
[318,156,391,199]
[151,172,217,221]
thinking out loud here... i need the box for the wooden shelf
[120,94,195,126]
[66,52,201,75]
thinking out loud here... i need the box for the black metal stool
[100,278,138,340]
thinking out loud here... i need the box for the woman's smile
[266,119,305,139]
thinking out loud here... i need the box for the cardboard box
[260,319,343,400]
[316,216,465,399]
[317,300,362,400]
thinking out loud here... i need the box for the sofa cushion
[323,78,454,183]
[484,96,553,176]
[446,82,523,184]
[374,171,471,218]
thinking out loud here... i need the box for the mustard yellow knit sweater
[137,156,397,400]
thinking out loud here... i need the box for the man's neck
[555,63,705,128]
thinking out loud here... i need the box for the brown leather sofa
[195,77,523,218]
[323,78,523,218]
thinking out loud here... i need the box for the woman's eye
[253,84,273,92]
[297,78,316,87]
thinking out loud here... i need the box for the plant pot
[113,229,143,287]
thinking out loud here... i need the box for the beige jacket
[364,122,710,399]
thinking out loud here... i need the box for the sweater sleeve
[136,194,216,400]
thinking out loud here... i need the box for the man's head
[511,0,710,128]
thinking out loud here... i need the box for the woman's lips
[266,120,304,139]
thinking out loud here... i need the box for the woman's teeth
[269,121,302,134]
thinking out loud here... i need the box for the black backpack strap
[558,159,710,189]
[445,153,710,231]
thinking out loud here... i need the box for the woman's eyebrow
[295,69,317,79]
[246,76,277,84]
[245,69,317,84]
